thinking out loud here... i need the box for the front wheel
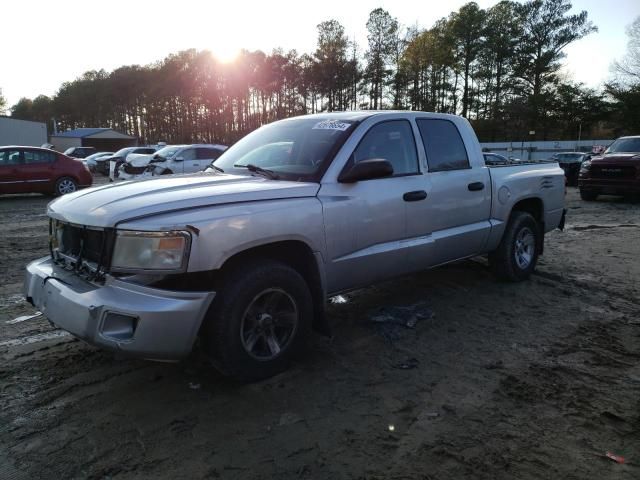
[201,260,313,382]
[489,211,540,282]
[54,177,78,196]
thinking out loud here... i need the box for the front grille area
[51,220,114,278]
[590,165,636,179]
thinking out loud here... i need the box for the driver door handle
[468,182,485,191]
[403,190,428,202]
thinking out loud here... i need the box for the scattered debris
[330,295,348,304]
[392,358,419,370]
[6,312,42,325]
[605,452,625,464]
[0,330,71,348]
[278,412,303,426]
[370,301,433,342]
[188,382,201,390]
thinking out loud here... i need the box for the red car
[0,146,93,196]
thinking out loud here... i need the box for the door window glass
[23,150,55,164]
[180,149,196,161]
[352,120,419,176]
[0,150,22,165]
[416,119,470,172]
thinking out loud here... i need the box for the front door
[319,119,429,293]
[180,148,198,173]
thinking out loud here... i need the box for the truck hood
[48,173,320,227]
[590,153,640,166]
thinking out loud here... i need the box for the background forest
[2,0,640,145]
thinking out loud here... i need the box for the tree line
[6,0,640,145]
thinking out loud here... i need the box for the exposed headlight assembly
[111,230,191,273]
[579,160,591,173]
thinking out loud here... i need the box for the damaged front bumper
[24,256,216,360]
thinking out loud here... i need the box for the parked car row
[116,144,227,180]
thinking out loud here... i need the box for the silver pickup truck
[25,112,566,381]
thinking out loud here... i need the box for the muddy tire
[201,260,313,382]
[54,177,78,196]
[489,211,540,282]
[579,189,598,201]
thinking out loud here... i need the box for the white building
[0,116,48,146]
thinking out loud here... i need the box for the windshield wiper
[241,164,279,180]
[209,164,225,173]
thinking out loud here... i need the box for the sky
[1,0,639,108]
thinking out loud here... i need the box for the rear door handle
[468,182,485,191]
[403,190,428,202]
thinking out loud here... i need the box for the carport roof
[51,128,135,139]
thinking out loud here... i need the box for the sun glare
[214,46,241,64]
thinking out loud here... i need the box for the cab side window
[180,149,196,161]
[197,148,222,160]
[416,119,470,172]
[352,120,419,176]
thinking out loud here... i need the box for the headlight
[579,160,591,173]
[111,230,191,273]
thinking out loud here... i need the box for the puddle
[0,330,71,347]
[6,312,42,325]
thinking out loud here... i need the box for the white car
[82,151,114,172]
[141,144,227,177]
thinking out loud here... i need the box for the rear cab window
[416,119,470,172]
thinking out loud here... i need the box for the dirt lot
[1,185,639,479]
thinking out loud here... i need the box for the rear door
[21,149,57,192]
[0,149,24,194]
[411,118,492,267]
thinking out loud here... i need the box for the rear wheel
[54,177,77,196]
[201,260,313,382]
[580,189,598,201]
[489,211,540,282]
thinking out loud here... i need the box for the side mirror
[338,158,394,183]
[174,156,184,162]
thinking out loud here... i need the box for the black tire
[54,176,78,196]
[160,169,173,175]
[489,211,540,282]
[201,260,313,382]
[579,189,598,201]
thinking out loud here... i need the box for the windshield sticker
[312,120,351,131]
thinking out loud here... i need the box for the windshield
[153,146,182,159]
[213,117,358,181]
[63,148,74,154]
[605,138,640,154]
[113,147,135,157]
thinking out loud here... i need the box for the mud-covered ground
[1,184,639,479]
